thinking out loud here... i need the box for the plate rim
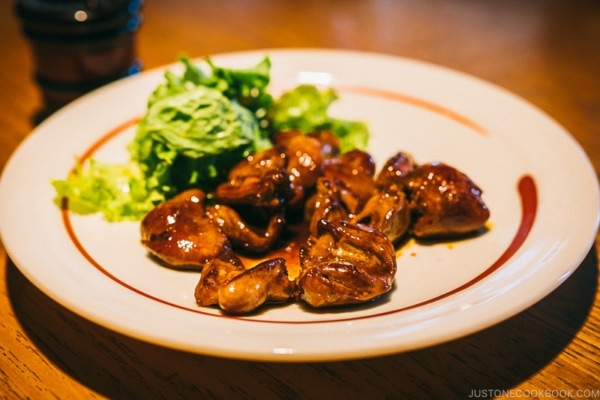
[1,48,598,361]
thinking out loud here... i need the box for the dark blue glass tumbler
[15,0,143,120]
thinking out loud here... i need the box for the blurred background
[2,0,599,175]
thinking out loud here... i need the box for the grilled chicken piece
[297,219,397,308]
[306,131,341,158]
[347,151,415,243]
[215,146,296,208]
[273,130,340,160]
[216,258,295,314]
[273,131,341,206]
[304,176,370,237]
[404,162,490,238]
[205,204,285,253]
[140,189,230,269]
[195,253,295,314]
[216,131,340,209]
[352,184,411,243]
[278,133,332,204]
[320,149,377,209]
[195,249,245,306]
[375,151,417,189]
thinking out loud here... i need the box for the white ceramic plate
[1,49,598,361]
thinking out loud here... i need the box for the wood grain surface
[1,1,599,399]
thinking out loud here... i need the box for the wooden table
[1,1,599,398]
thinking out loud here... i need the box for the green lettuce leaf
[52,159,159,221]
[129,85,270,196]
[268,84,369,152]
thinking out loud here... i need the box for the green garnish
[52,55,370,221]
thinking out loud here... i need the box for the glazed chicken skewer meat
[140,131,490,314]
